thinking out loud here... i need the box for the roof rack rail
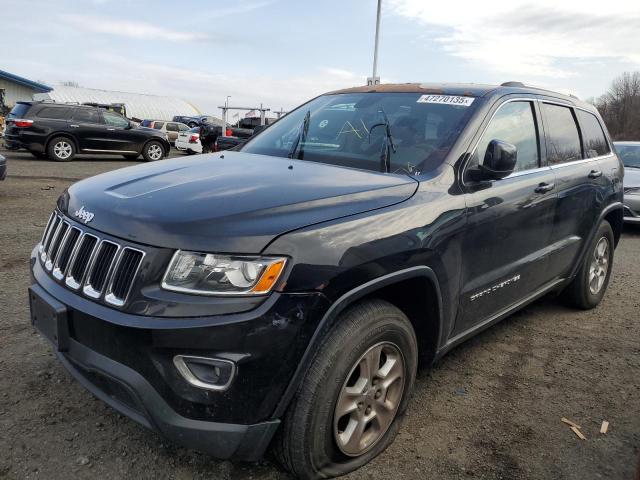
[501,81,525,87]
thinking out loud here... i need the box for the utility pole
[221,95,231,137]
[368,0,382,86]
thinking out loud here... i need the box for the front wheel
[562,220,614,309]
[273,299,418,479]
[142,141,164,161]
[47,137,75,162]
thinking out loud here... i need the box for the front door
[456,99,557,335]
[100,111,139,153]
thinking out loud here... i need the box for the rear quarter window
[153,122,165,130]
[577,110,610,158]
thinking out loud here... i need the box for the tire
[29,151,48,159]
[188,122,197,128]
[272,299,418,479]
[47,137,75,162]
[122,154,139,160]
[142,141,164,162]
[562,220,614,309]
[186,149,196,155]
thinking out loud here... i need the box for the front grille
[39,212,145,307]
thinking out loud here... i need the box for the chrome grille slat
[38,211,145,307]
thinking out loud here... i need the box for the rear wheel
[142,141,164,162]
[47,137,75,162]
[562,220,614,309]
[272,299,417,479]
[122,154,139,160]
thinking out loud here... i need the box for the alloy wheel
[148,144,163,160]
[54,141,72,159]
[333,342,405,457]
[588,236,610,295]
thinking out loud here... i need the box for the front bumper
[30,252,329,460]
[623,195,640,223]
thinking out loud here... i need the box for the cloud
[389,0,640,78]
[60,14,209,42]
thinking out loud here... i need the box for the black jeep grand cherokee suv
[4,101,170,162]
[29,83,623,478]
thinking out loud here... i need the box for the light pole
[222,95,231,137]
[370,0,382,85]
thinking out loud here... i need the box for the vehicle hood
[59,152,418,252]
[625,167,640,189]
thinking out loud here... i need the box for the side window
[103,112,129,128]
[72,109,102,124]
[541,103,582,164]
[470,101,540,173]
[178,123,189,131]
[166,123,178,132]
[37,107,71,120]
[153,122,165,130]
[577,110,610,158]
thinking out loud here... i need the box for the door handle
[588,169,603,179]
[534,182,555,193]
[69,124,79,128]
[107,128,115,131]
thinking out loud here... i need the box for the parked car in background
[614,141,640,223]
[28,82,624,478]
[175,126,202,154]
[214,135,247,151]
[3,101,170,162]
[140,120,190,145]
[172,115,222,128]
[0,153,6,180]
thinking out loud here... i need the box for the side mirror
[478,139,517,180]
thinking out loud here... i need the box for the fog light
[173,355,236,391]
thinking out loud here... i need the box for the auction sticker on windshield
[417,95,475,106]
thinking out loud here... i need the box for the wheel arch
[45,133,79,153]
[142,137,170,156]
[271,266,443,420]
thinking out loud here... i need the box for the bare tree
[595,72,640,140]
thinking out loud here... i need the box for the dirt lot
[0,147,638,480]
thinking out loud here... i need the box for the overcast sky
[2,0,639,115]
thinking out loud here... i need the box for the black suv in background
[172,114,221,128]
[4,102,170,162]
[29,83,624,479]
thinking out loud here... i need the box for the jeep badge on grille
[74,206,95,224]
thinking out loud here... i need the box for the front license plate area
[29,286,69,352]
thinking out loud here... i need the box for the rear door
[165,122,180,143]
[70,108,105,151]
[540,101,607,280]
[457,98,557,334]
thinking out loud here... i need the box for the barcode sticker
[417,95,475,106]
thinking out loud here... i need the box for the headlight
[161,251,287,296]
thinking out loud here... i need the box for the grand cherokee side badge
[470,274,520,302]
[74,206,95,224]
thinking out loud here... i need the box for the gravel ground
[0,147,638,480]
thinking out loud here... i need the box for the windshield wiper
[369,108,396,172]
[288,110,311,160]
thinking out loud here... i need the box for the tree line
[593,72,640,141]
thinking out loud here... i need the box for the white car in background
[175,126,202,154]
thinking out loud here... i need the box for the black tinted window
[153,122,165,129]
[470,101,539,173]
[37,107,71,119]
[577,110,610,158]
[542,104,582,164]
[166,123,178,132]
[72,109,102,124]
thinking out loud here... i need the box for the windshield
[242,92,477,174]
[615,143,640,168]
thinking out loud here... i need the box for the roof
[33,85,201,121]
[327,82,587,107]
[0,69,52,93]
